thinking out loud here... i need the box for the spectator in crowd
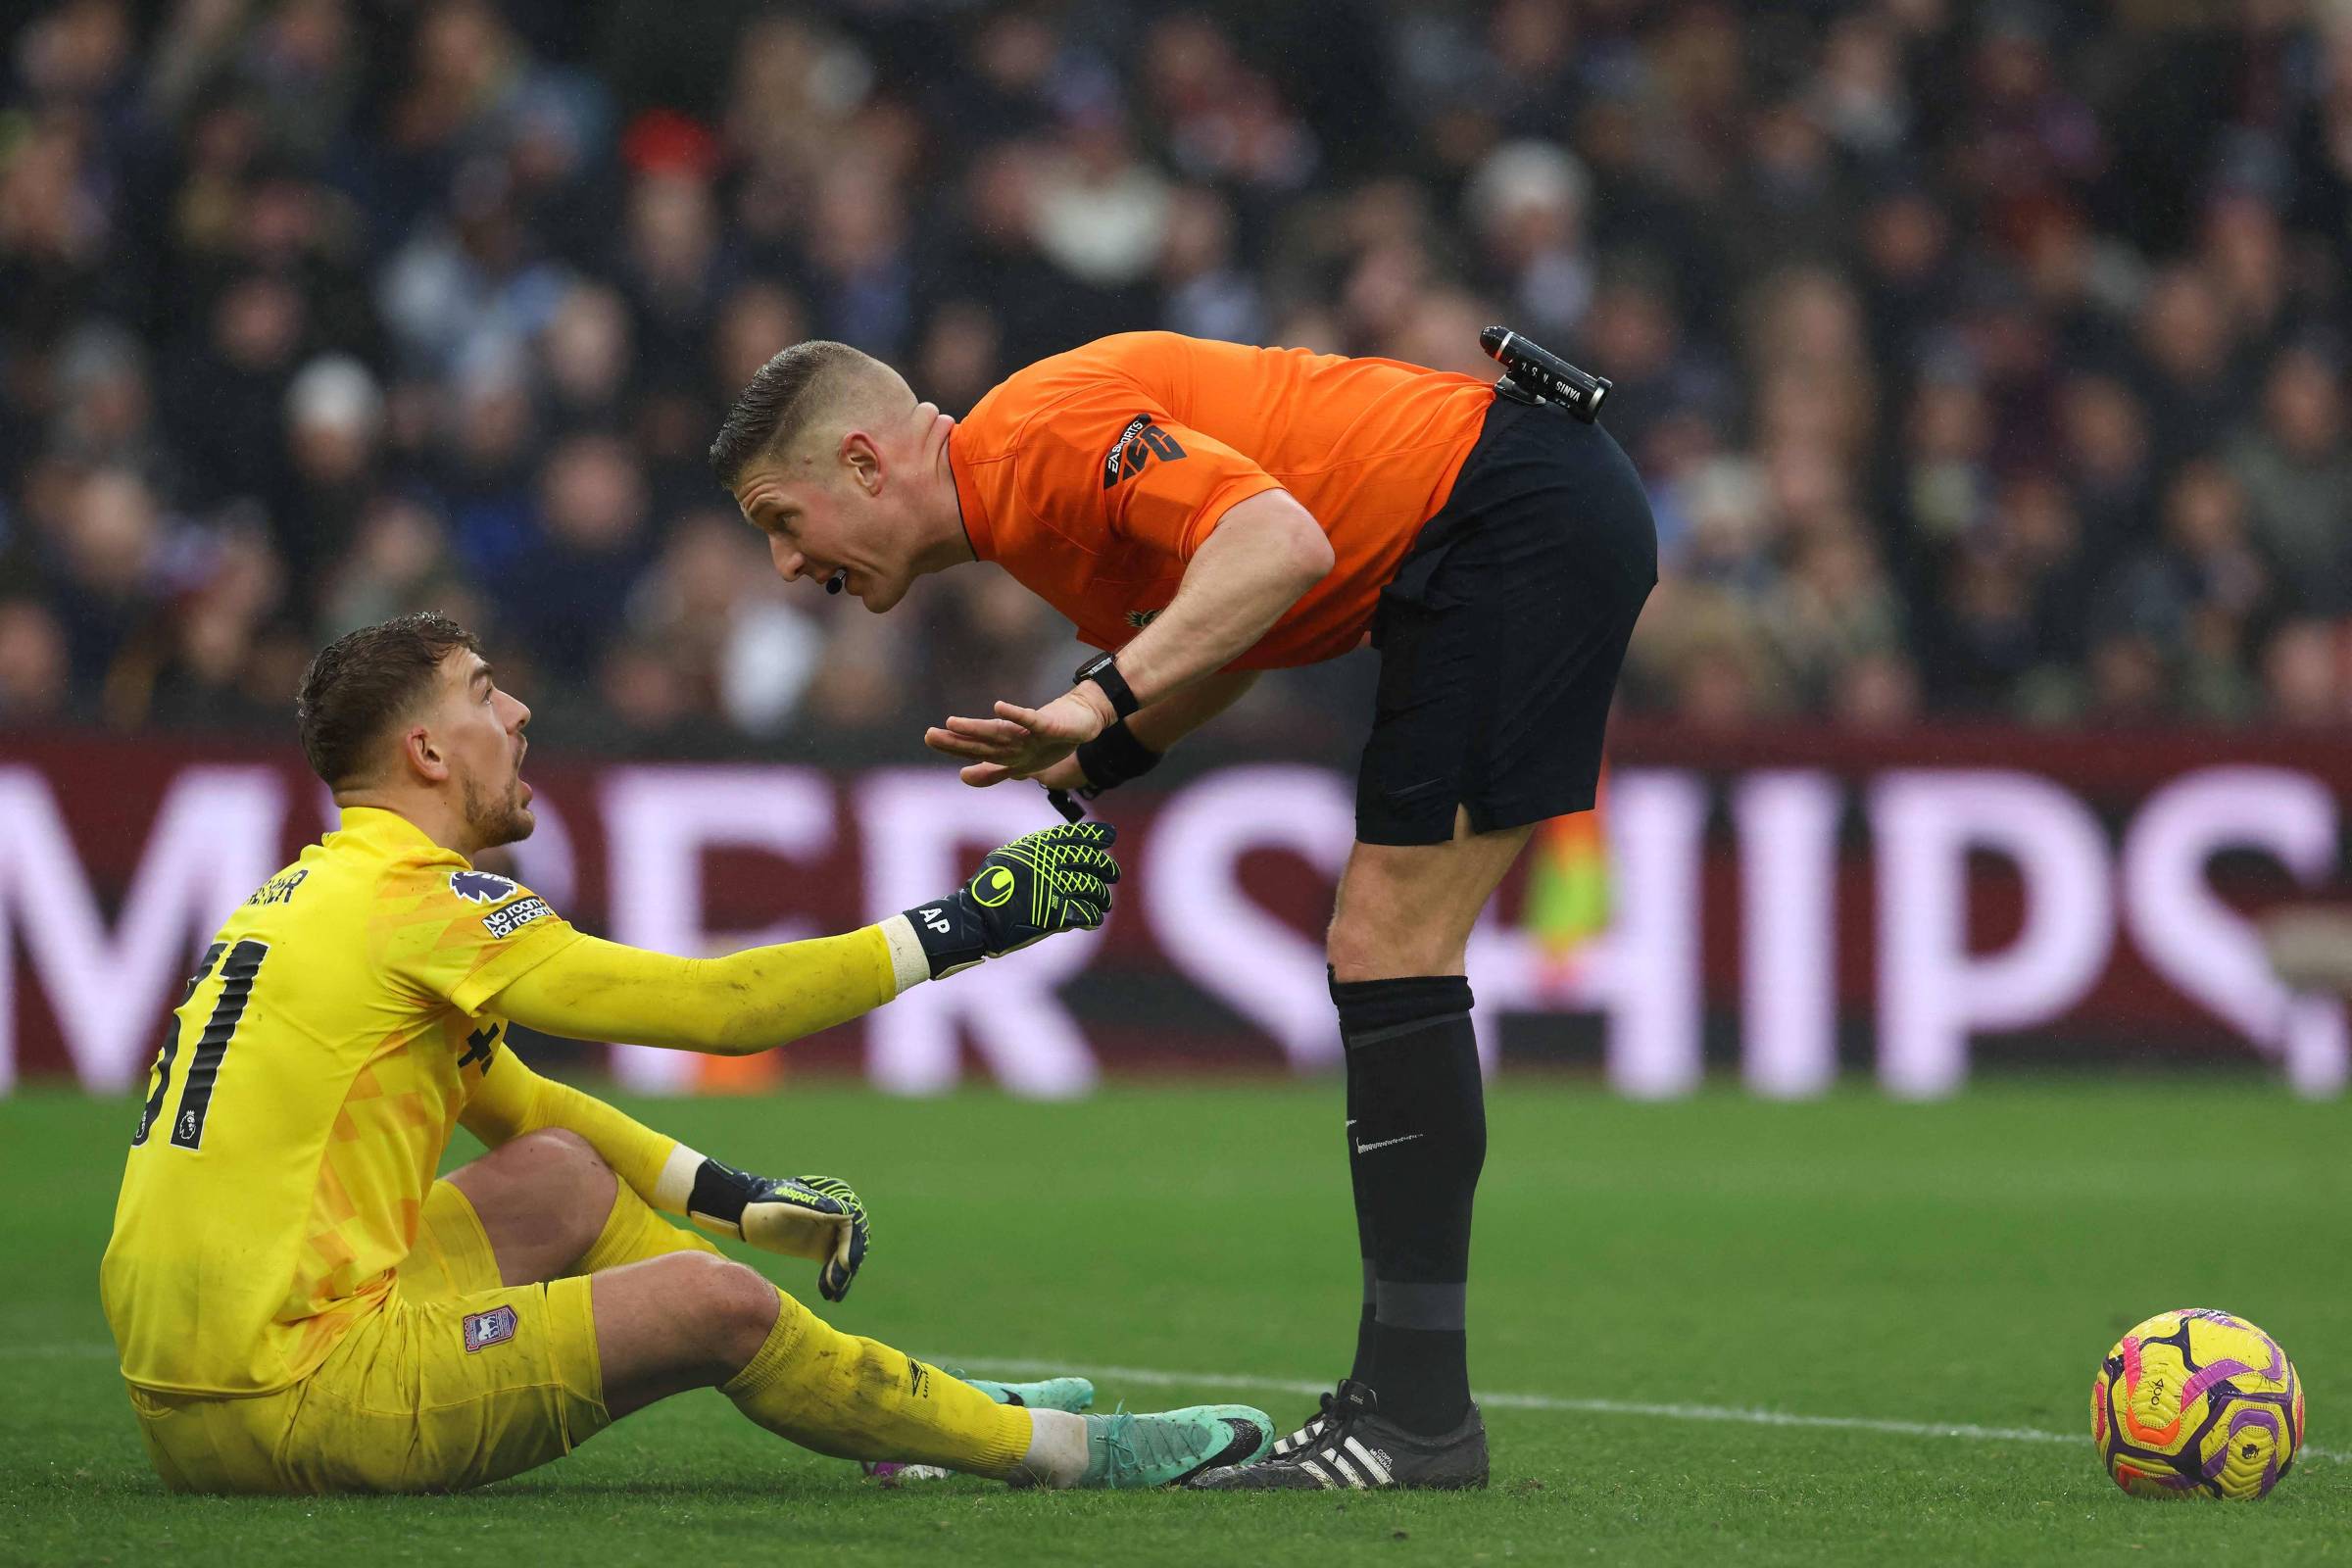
[2263,617,2348,729]
[511,431,649,675]
[2226,343,2352,612]
[0,598,72,723]
[278,354,384,589]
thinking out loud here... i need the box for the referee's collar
[945,424,995,562]
[332,805,460,861]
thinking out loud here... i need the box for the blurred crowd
[9,0,2352,753]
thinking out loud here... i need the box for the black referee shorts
[1354,392,1658,847]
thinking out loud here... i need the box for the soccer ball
[2091,1308,2303,1499]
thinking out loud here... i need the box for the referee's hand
[1028,755,1090,793]
[925,690,1109,786]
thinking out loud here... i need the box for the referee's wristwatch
[1073,652,1142,721]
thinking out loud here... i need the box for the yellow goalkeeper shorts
[128,1179,609,1494]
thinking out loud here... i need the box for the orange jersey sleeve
[948,332,1495,667]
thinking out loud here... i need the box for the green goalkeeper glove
[686,1159,871,1301]
[902,821,1120,980]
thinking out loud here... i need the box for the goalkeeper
[99,612,1271,1495]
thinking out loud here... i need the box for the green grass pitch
[4,1078,2347,1566]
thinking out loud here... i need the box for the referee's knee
[1327,903,1463,982]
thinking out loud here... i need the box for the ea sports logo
[971,866,1017,907]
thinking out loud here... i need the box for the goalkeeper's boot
[1077,1403,1273,1489]
[863,1374,1101,1483]
[960,1374,1096,1412]
[1185,1381,1488,1491]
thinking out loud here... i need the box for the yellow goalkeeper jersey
[100,807,583,1396]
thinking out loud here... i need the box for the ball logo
[450,869,519,905]
[971,866,1017,907]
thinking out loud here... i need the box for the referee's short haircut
[708,340,886,488]
[296,612,479,788]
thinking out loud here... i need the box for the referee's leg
[1322,810,1531,1439]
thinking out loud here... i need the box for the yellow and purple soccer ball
[2091,1308,2303,1499]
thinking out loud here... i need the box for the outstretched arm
[1130,666,1260,752]
[489,926,909,1056]
[485,820,1121,1054]
[928,491,1330,786]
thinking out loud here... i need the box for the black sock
[1346,1034,1378,1387]
[1333,974,1485,1436]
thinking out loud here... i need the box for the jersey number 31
[131,939,270,1151]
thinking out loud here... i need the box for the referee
[710,328,1657,1491]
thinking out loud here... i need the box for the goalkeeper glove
[902,821,1120,980]
[686,1158,871,1302]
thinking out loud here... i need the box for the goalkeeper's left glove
[686,1158,871,1302]
[901,821,1120,979]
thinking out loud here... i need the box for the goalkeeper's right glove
[901,821,1120,979]
[686,1159,871,1302]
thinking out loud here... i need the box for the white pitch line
[934,1352,2348,1465]
[16,1342,2339,1466]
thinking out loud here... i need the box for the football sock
[722,1286,1032,1476]
[575,1180,720,1275]
[1333,973,1485,1436]
[1351,1257,1379,1388]
[1343,987,1380,1386]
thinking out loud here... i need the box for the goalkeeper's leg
[596,1254,1036,1475]
[442,1130,1270,1486]
[434,1132,1027,1477]
[595,1254,1269,1487]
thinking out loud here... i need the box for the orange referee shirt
[946,332,1495,668]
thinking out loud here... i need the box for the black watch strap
[1074,653,1142,720]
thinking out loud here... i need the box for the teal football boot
[1077,1403,1274,1489]
[959,1373,1096,1412]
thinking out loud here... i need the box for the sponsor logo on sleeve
[450,869,521,905]
[1102,413,1186,488]
[463,1305,519,1352]
[481,896,554,939]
